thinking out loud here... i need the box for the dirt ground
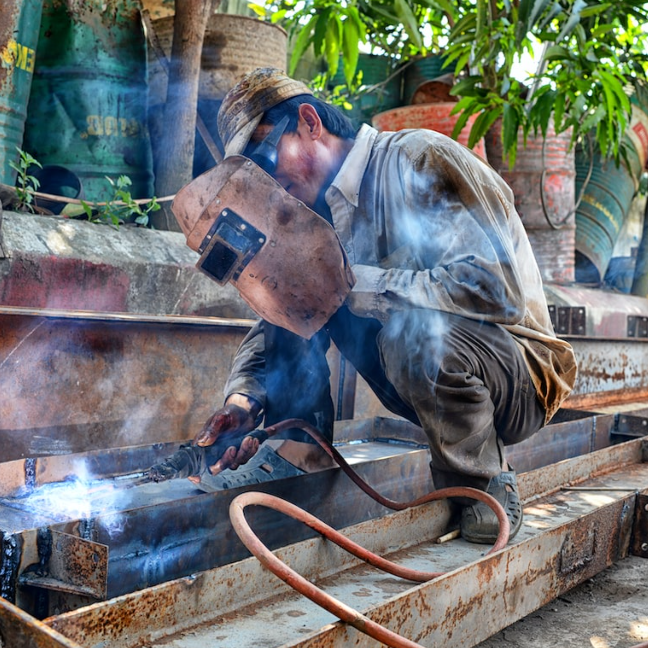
[476,555,648,648]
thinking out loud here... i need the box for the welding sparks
[7,461,145,537]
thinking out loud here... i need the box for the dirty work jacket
[225,124,577,424]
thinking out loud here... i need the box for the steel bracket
[18,530,108,600]
[611,414,648,441]
[628,315,648,339]
[548,305,586,335]
[630,493,648,558]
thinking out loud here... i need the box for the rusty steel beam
[41,436,648,648]
[631,493,648,558]
[0,310,251,461]
[0,596,83,648]
[18,531,108,600]
[0,412,644,619]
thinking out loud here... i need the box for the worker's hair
[258,94,358,140]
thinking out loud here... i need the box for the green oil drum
[329,53,402,127]
[23,0,153,202]
[0,0,44,186]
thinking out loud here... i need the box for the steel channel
[1,413,645,615]
[43,436,648,648]
[0,596,83,648]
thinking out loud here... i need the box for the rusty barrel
[147,14,288,177]
[372,103,488,162]
[486,121,576,285]
[402,54,449,105]
[23,0,154,202]
[0,0,43,186]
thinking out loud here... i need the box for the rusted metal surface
[19,531,108,600]
[562,338,648,409]
[1,412,646,619]
[0,310,251,461]
[631,493,648,558]
[42,443,648,648]
[0,596,83,648]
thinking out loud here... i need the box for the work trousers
[264,306,546,490]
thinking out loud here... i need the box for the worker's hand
[193,402,257,447]
[188,395,262,483]
[206,434,261,476]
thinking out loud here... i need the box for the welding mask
[172,155,355,339]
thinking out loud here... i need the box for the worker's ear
[298,103,323,140]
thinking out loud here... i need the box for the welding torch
[146,428,270,483]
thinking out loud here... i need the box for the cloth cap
[218,67,313,158]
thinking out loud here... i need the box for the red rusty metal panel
[273,497,636,648]
[0,310,252,461]
[0,596,83,648]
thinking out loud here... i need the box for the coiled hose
[229,418,510,648]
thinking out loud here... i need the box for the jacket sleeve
[223,320,267,409]
[345,143,527,325]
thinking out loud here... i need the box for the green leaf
[248,3,267,18]
[469,108,502,150]
[342,18,360,88]
[450,108,473,141]
[580,104,607,132]
[543,44,571,61]
[501,103,520,155]
[270,9,287,24]
[418,0,458,21]
[395,0,423,50]
[313,8,330,56]
[450,76,483,97]
[557,0,587,42]
[80,200,94,220]
[579,3,612,18]
[598,69,631,113]
[347,5,367,43]
[324,16,342,77]
[289,16,316,75]
[529,88,556,137]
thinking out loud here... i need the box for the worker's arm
[189,322,267,480]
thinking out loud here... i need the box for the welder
[173,67,577,545]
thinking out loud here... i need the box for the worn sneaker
[460,469,522,544]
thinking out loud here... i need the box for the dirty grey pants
[327,307,546,491]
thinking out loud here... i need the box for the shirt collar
[328,124,377,208]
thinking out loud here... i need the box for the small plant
[80,175,161,229]
[9,147,42,212]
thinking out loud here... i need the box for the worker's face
[250,105,329,208]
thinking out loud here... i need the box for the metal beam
[43,436,648,648]
[0,596,83,648]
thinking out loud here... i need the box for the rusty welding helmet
[171,156,355,339]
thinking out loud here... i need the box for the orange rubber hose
[228,417,511,647]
